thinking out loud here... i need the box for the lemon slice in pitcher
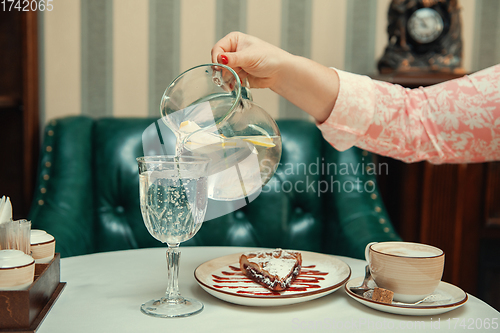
[180,121,236,151]
[179,120,202,133]
[242,136,276,148]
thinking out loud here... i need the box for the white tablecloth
[38,247,499,333]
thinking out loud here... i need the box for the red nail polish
[220,55,229,65]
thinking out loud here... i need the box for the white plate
[194,250,351,306]
[345,276,468,316]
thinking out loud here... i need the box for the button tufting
[38,200,44,206]
[43,174,50,181]
[46,146,52,152]
[115,206,125,214]
[375,206,381,213]
[235,211,244,219]
[379,218,386,224]
[45,161,52,168]
[48,130,54,136]
[362,150,368,156]
[370,193,377,200]
[295,207,303,214]
[40,188,46,194]
[383,227,390,233]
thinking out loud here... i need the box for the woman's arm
[212,32,500,164]
[318,65,500,163]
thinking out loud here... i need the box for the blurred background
[0,0,499,309]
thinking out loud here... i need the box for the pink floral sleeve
[317,65,500,164]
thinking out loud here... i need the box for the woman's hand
[212,32,340,123]
[211,31,293,90]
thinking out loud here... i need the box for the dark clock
[407,8,444,44]
[377,0,464,74]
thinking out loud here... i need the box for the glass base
[140,296,204,318]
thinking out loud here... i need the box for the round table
[38,247,499,332]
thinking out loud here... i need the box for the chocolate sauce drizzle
[211,264,329,296]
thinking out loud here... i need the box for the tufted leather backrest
[29,117,400,259]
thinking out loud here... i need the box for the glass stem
[164,244,182,302]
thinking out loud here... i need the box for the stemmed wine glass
[137,155,210,318]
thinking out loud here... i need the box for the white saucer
[345,276,468,316]
[195,250,351,307]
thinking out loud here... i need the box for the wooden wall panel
[485,163,500,227]
[21,11,40,212]
[0,11,39,219]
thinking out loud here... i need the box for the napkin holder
[0,253,65,332]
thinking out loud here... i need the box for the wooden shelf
[372,72,465,88]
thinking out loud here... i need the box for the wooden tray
[0,253,66,332]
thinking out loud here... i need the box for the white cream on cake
[244,250,298,277]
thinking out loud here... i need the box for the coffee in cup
[365,241,444,303]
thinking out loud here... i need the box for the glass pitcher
[160,64,282,202]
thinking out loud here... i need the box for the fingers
[218,52,246,69]
[236,70,248,82]
[211,32,255,71]
[211,31,241,64]
[211,32,279,89]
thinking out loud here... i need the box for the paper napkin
[0,196,12,224]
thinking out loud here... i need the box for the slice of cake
[239,249,302,291]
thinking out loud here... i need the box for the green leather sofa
[28,116,400,259]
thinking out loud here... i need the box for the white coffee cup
[0,249,35,290]
[30,230,55,264]
[365,241,445,303]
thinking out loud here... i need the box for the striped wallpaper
[39,0,500,126]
